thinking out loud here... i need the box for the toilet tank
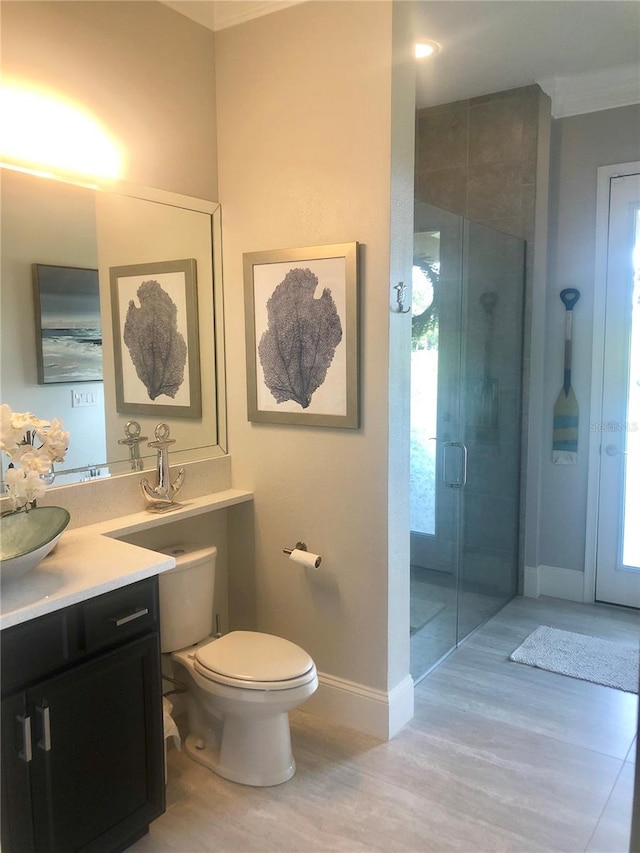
[158,544,217,653]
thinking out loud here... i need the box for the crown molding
[213,1,303,31]
[538,63,640,119]
[161,1,303,33]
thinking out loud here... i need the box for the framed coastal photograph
[243,242,359,428]
[109,258,202,418]
[32,263,103,384]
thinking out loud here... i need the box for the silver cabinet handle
[17,714,32,763]
[36,704,51,752]
[111,607,149,627]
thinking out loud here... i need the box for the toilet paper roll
[290,548,322,570]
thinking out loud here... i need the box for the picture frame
[32,263,103,384]
[109,258,202,418]
[243,242,359,428]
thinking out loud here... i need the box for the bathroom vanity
[1,578,164,853]
[0,489,253,853]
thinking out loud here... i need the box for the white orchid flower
[4,467,47,510]
[36,418,70,462]
[0,403,22,454]
[18,449,54,475]
[1,405,69,511]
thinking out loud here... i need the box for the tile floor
[132,596,638,852]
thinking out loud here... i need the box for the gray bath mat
[510,625,639,694]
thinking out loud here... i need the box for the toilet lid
[194,631,315,686]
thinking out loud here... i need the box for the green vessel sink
[0,507,70,583]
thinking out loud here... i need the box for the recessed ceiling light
[415,41,440,60]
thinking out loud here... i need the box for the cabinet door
[1,692,36,853]
[29,634,165,853]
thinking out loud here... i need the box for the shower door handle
[442,441,468,489]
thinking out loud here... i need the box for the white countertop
[0,489,253,631]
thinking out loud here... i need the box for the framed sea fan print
[243,242,359,428]
[109,258,202,418]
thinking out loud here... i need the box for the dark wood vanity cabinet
[1,577,165,853]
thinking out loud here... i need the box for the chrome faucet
[141,423,185,511]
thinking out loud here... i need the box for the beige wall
[1,0,218,199]
[2,0,416,736]
[215,0,414,708]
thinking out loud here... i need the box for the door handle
[442,441,468,488]
[604,444,629,457]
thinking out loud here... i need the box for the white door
[595,171,640,607]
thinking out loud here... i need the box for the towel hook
[392,282,411,314]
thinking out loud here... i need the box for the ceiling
[163,0,640,116]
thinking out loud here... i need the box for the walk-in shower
[410,202,525,682]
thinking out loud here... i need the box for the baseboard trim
[523,564,586,602]
[302,672,414,740]
[524,566,540,598]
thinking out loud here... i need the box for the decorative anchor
[141,423,185,512]
[118,420,147,472]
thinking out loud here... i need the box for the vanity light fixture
[414,40,440,60]
[0,84,122,182]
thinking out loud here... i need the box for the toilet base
[183,710,296,787]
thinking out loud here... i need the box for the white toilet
[158,543,318,787]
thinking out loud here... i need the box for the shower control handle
[442,441,468,489]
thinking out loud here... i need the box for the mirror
[0,168,226,485]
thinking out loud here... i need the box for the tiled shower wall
[415,84,547,242]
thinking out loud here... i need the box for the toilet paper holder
[283,541,308,556]
[282,542,322,569]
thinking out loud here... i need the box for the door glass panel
[596,172,640,606]
[410,203,462,680]
[622,205,640,569]
[457,220,525,641]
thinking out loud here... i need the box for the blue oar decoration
[552,288,580,465]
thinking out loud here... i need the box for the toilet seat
[193,631,316,691]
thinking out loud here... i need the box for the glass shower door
[457,220,525,641]
[410,203,525,682]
